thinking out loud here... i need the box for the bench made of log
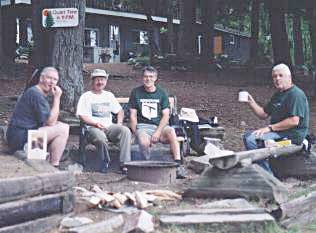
[0,171,76,204]
[209,145,303,170]
[0,191,74,228]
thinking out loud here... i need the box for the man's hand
[252,126,271,138]
[95,122,107,130]
[51,86,62,98]
[151,130,161,144]
[247,93,255,104]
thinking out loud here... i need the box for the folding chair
[78,121,110,170]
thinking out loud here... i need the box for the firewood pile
[74,185,182,210]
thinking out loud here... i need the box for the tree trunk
[293,13,304,66]
[177,0,196,59]
[1,4,17,64]
[167,0,175,54]
[31,0,85,112]
[267,0,292,66]
[307,4,316,69]
[250,0,260,64]
[143,0,159,64]
[200,0,215,67]
[0,3,3,64]
[31,0,55,68]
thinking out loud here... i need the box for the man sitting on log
[243,63,309,172]
[129,66,186,179]
[6,67,69,167]
[76,69,131,173]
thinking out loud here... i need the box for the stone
[60,217,93,228]
[188,155,211,174]
[123,210,154,233]
[68,215,124,233]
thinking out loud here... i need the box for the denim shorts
[6,125,28,152]
[136,123,157,137]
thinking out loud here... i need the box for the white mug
[238,91,249,102]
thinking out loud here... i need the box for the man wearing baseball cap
[76,69,131,173]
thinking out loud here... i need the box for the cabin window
[85,28,99,47]
[229,34,235,45]
[132,30,148,45]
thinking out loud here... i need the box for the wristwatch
[268,125,273,132]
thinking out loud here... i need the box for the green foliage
[257,3,272,62]
[45,11,54,28]
[301,17,313,67]
[127,55,150,66]
[215,0,252,32]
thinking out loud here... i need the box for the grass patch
[288,185,316,200]
[159,222,285,233]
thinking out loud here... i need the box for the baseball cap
[90,69,109,79]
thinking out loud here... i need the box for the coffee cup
[238,91,249,102]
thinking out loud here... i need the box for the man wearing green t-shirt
[129,66,186,178]
[243,63,309,172]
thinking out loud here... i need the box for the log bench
[0,162,75,232]
[62,96,183,172]
[61,96,225,172]
[185,143,316,203]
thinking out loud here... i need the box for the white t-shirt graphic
[140,99,159,120]
[76,91,122,127]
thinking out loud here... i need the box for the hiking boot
[176,165,187,179]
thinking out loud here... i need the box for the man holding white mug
[242,63,309,172]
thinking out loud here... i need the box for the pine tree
[45,11,54,28]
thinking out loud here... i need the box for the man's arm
[130,108,138,134]
[45,86,62,126]
[248,94,269,120]
[151,108,169,143]
[79,115,105,129]
[253,116,300,137]
[116,109,124,125]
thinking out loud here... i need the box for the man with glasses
[129,66,187,179]
[7,67,69,167]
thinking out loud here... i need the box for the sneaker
[176,165,187,179]
[121,166,128,175]
[100,161,109,174]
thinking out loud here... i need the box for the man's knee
[163,127,177,141]
[243,131,254,142]
[120,126,131,138]
[137,133,150,147]
[243,131,257,150]
[93,138,107,147]
[59,122,70,135]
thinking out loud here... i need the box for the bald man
[243,63,309,172]
[7,67,69,167]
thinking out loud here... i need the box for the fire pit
[124,161,178,184]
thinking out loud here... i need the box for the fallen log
[0,171,75,204]
[0,191,74,227]
[25,159,59,173]
[273,191,316,228]
[0,214,63,233]
[210,145,303,170]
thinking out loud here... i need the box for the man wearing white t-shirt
[76,69,131,173]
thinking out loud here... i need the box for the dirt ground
[1,63,316,232]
